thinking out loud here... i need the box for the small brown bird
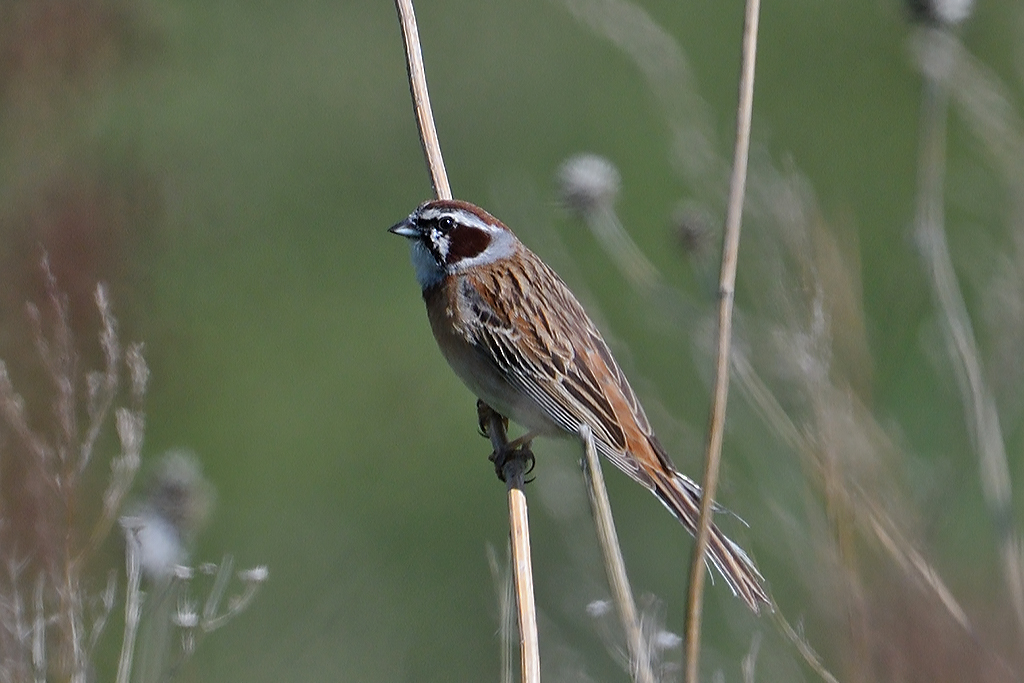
[391,199,768,611]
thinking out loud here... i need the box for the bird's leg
[477,399,507,439]
[476,400,537,482]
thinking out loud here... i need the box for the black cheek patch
[446,225,491,264]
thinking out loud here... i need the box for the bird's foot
[476,400,536,483]
[489,435,536,484]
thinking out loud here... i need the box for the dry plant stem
[485,412,541,683]
[32,575,44,683]
[579,425,653,683]
[393,0,451,201]
[507,481,540,683]
[684,0,760,680]
[393,0,538,675]
[87,572,118,656]
[735,357,950,683]
[116,525,143,683]
[915,46,1024,634]
[200,556,267,632]
[769,606,841,683]
[78,284,120,476]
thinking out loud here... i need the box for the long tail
[649,468,770,612]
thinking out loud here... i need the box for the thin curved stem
[684,0,760,680]
[579,425,653,683]
[393,0,451,200]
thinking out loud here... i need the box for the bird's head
[389,199,518,290]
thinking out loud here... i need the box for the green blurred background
[2,0,1023,680]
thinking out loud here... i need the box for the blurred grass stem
[579,425,653,683]
[587,204,660,293]
[116,523,143,683]
[684,0,760,680]
[913,28,1024,636]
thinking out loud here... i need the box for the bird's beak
[388,217,419,238]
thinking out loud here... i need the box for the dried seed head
[671,201,715,255]
[238,566,269,584]
[173,605,199,629]
[907,0,973,26]
[147,449,214,539]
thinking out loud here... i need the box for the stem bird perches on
[392,2,538,680]
[684,0,761,680]
[483,406,541,683]
[394,0,450,201]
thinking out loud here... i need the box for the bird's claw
[489,440,536,484]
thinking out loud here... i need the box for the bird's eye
[438,216,455,232]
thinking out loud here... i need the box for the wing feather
[459,255,659,487]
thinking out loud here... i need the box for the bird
[390,198,769,612]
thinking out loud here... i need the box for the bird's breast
[422,277,561,437]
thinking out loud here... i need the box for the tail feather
[650,468,770,612]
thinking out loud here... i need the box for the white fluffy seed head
[133,511,185,579]
[936,0,973,24]
[558,154,621,215]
